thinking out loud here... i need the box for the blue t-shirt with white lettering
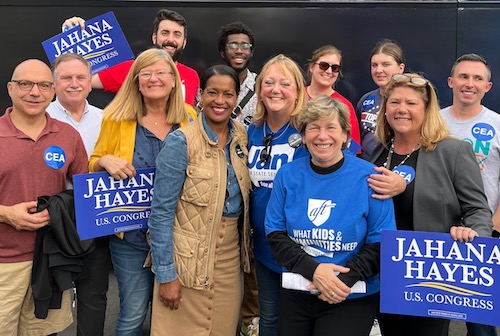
[248,121,309,272]
[265,155,395,297]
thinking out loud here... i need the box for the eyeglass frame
[226,42,253,51]
[315,62,342,73]
[135,70,175,81]
[11,79,54,92]
[260,133,273,164]
[392,73,428,86]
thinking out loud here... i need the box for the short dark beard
[154,43,184,62]
[171,47,184,62]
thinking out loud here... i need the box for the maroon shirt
[0,108,88,263]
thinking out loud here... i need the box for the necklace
[263,120,291,140]
[147,119,163,126]
[143,113,165,126]
[383,138,420,169]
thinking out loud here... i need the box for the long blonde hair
[375,73,449,151]
[103,48,188,125]
[252,54,306,129]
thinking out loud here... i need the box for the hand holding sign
[450,225,478,242]
[62,16,85,31]
[42,11,134,75]
[96,154,136,180]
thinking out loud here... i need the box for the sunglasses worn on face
[392,74,428,86]
[315,62,341,73]
[260,133,273,164]
[226,42,252,50]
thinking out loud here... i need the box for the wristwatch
[493,229,500,238]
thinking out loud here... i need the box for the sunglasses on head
[392,74,428,86]
[260,133,273,164]
[315,62,341,73]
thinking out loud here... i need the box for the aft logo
[308,199,336,227]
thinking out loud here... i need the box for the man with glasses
[46,53,111,336]
[218,21,257,129]
[441,54,500,336]
[63,9,199,106]
[0,59,88,335]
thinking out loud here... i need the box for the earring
[195,101,204,113]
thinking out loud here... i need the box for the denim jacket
[148,115,251,289]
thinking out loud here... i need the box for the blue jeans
[466,322,498,336]
[109,235,154,336]
[255,260,281,336]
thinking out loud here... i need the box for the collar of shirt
[201,113,235,146]
[53,97,90,122]
[0,107,61,138]
[241,69,257,91]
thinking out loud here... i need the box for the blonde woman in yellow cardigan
[89,48,196,336]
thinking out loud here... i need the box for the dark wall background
[1,1,499,113]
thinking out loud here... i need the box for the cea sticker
[472,123,495,141]
[362,96,376,110]
[393,165,415,185]
[44,145,66,169]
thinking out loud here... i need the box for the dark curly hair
[217,21,255,52]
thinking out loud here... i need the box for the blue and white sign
[381,230,500,326]
[73,168,155,239]
[42,11,134,74]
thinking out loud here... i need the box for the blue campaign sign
[42,11,134,74]
[380,230,500,326]
[73,168,155,239]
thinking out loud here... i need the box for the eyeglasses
[392,74,428,86]
[226,42,252,51]
[11,79,53,92]
[260,133,273,164]
[136,70,175,80]
[315,62,341,73]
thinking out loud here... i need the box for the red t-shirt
[0,109,88,262]
[98,60,200,106]
[330,91,361,148]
